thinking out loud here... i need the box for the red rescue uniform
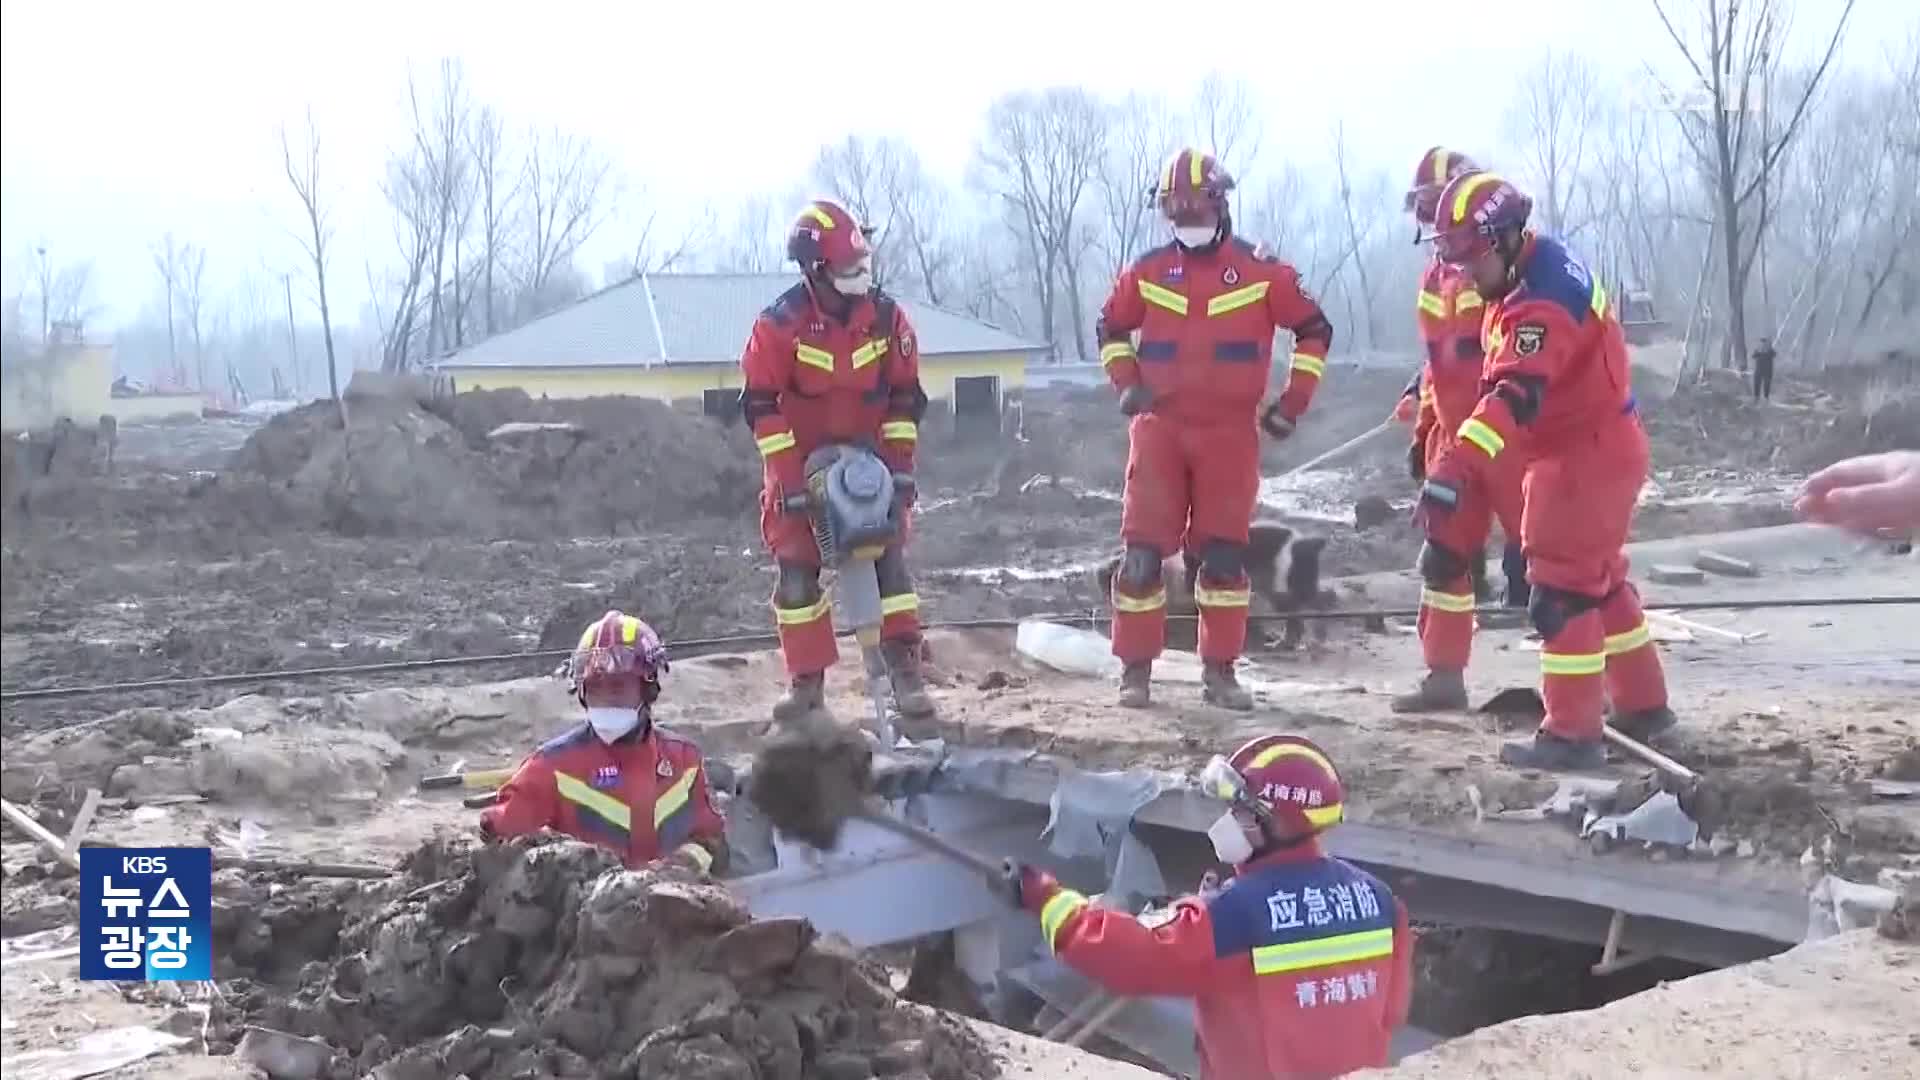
[1412,257,1524,671]
[740,283,927,676]
[481,723,726,872]
[1099,238,1333,664]
[1444,233,1669,741]
[1032,841,1412,1079]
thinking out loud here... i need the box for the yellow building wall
[1,344,113,430]
[108,394,206,424]
[442,351,1032,404]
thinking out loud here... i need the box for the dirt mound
[1639,364,1920,472]
[229,388,760,538]
[211,835,998,1079]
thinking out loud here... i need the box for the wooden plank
[0,798,80,870]
[64,788,103,852]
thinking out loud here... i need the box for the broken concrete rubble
[203,834,998,1080]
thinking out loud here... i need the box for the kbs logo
[80,847,212,981]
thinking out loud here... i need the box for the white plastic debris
[1016,621,1122,679]
[1581,790,1700,849]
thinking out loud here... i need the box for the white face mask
[1175,225,1218,250]
[1206,810,1255,866]
[585,705,640,743]
[831,255,874,297]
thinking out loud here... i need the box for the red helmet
[1150,148,1235,221]
[1405,146,1480,225]
[1203,734,1345,837]
[786,199,872,274]
[568,609,669,699]
[1430,171,1532,265]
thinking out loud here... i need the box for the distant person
[481,611,727,874]
[1095,148,1334,711]
[1752,336,1777,401]
[738,198,936,729]
[1420,170,1675,771]
[1796,451,1920,536]
[1391,146,1532,717]
[999,735,1413,1080]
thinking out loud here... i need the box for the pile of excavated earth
[198,835,998,1080]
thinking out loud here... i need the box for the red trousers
[1111,413,1259,664]
[1417,427,1525,671]
[759,490,919,677]
[1521,418,1668,740]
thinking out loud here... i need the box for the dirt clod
[748,725,877,849]
[209,835,997,1079]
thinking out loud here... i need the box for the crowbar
[1278,421,1395,479]
[420,767,515,791]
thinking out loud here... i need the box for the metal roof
[437,273,1046,369]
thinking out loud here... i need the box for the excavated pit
[202,835,1000,1080]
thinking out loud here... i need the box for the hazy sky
[2,0,1908,327]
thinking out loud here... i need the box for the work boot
[770,673,827,727]
[882,639,937,720]
[1499,730,1606,771]
[1609,705,1678,743]
[1390,669,1469,714]
[1118,663,1152,709]
[1202,663,1255,712]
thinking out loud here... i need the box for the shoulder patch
[1513,323,1548,356]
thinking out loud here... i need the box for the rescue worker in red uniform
[481,610,728,873]
[1098,149,1335,711]
[1002,735,1413,1079]
[739,199,935,728]
[1421,172,1677,769]
[1394,147,1531,714]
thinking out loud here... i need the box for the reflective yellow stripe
[1193,584,1251,607]
[1207,281,1271,317]
[1457,417,1505,459]
[1113,589,1167,613]
[1429,149,1447,185]
[1454,289,1484,313]
[880,420,918,442]
[1290,352,1326,378]
[674,842,713,873]
[1247,740,1338,775]
[851,339,888,369]
[1420,587,1476,614]
[880,592,919,616]
[1541,650,1606,676]
[1100,341,1137,367]
[652,766,697,829]
[1304,802,1344,828]
[1137,280,1189,316]
[1418,388,1435,404]
[1416,291,1446,318]
[1487,323,1505,353]
[1040,889,1089,952]
[1251,927,1394,975]
[555,771,632,831]
[1188,149,1204,188]
[1590,281,1609,318]
[801,205,837,230]
[795,343,836,371]
[1604,623,1652,655]
[1449,173,1500,226]
[756,431,797,457]
[774,595,832,625]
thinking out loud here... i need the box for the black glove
[1407,439,1427,483]
[1118,384,1153,417]
[1260,401,1296,440]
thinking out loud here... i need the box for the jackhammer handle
[853,806,1001,877]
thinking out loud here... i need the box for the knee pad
[774,561,822,608]
[1417,541,1471,587]
[1198,539,1248,582]
[1527,584,1600,641]
[1118,545,1164,591]
[874,545,913,597]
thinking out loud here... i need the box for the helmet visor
[1199,756,1272,821]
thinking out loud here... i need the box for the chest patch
[1223,265,1240,286]
[1164,264,1184,284]
[656,758,675,779]
[591,766,621,790]
[1514,323,1547,356]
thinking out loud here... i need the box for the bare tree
[1329,122,1382,349]
[279,109,341,401]
[521,127,612,300]
[1504,50,1601,237]
[151,233,184,382]
[178,243,208,391]
[715,196,783,273]
[812,135,905,285]
[406,60,475,358]
[619,199,707,279]
[373,144,438,371]
[26,245,97,344]
[1652,0,1858,370]
[974,87,1109,360]
[1191,73,1263,182]
[468,104,522,336]
[1095,95,1178,276]
[882,149,958,305]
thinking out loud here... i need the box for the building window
[702,388,738,424]
[952,375,1001,439]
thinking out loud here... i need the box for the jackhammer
[782,443,914,748]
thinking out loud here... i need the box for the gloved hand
[1118,383,1153,417]
[996,858,1060,915]
[1392,394,1417,425]
[1413,451,1480,544]
[1196,869,1224,902]
[1260,400,1295,440]
[1406,439,1427,483]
